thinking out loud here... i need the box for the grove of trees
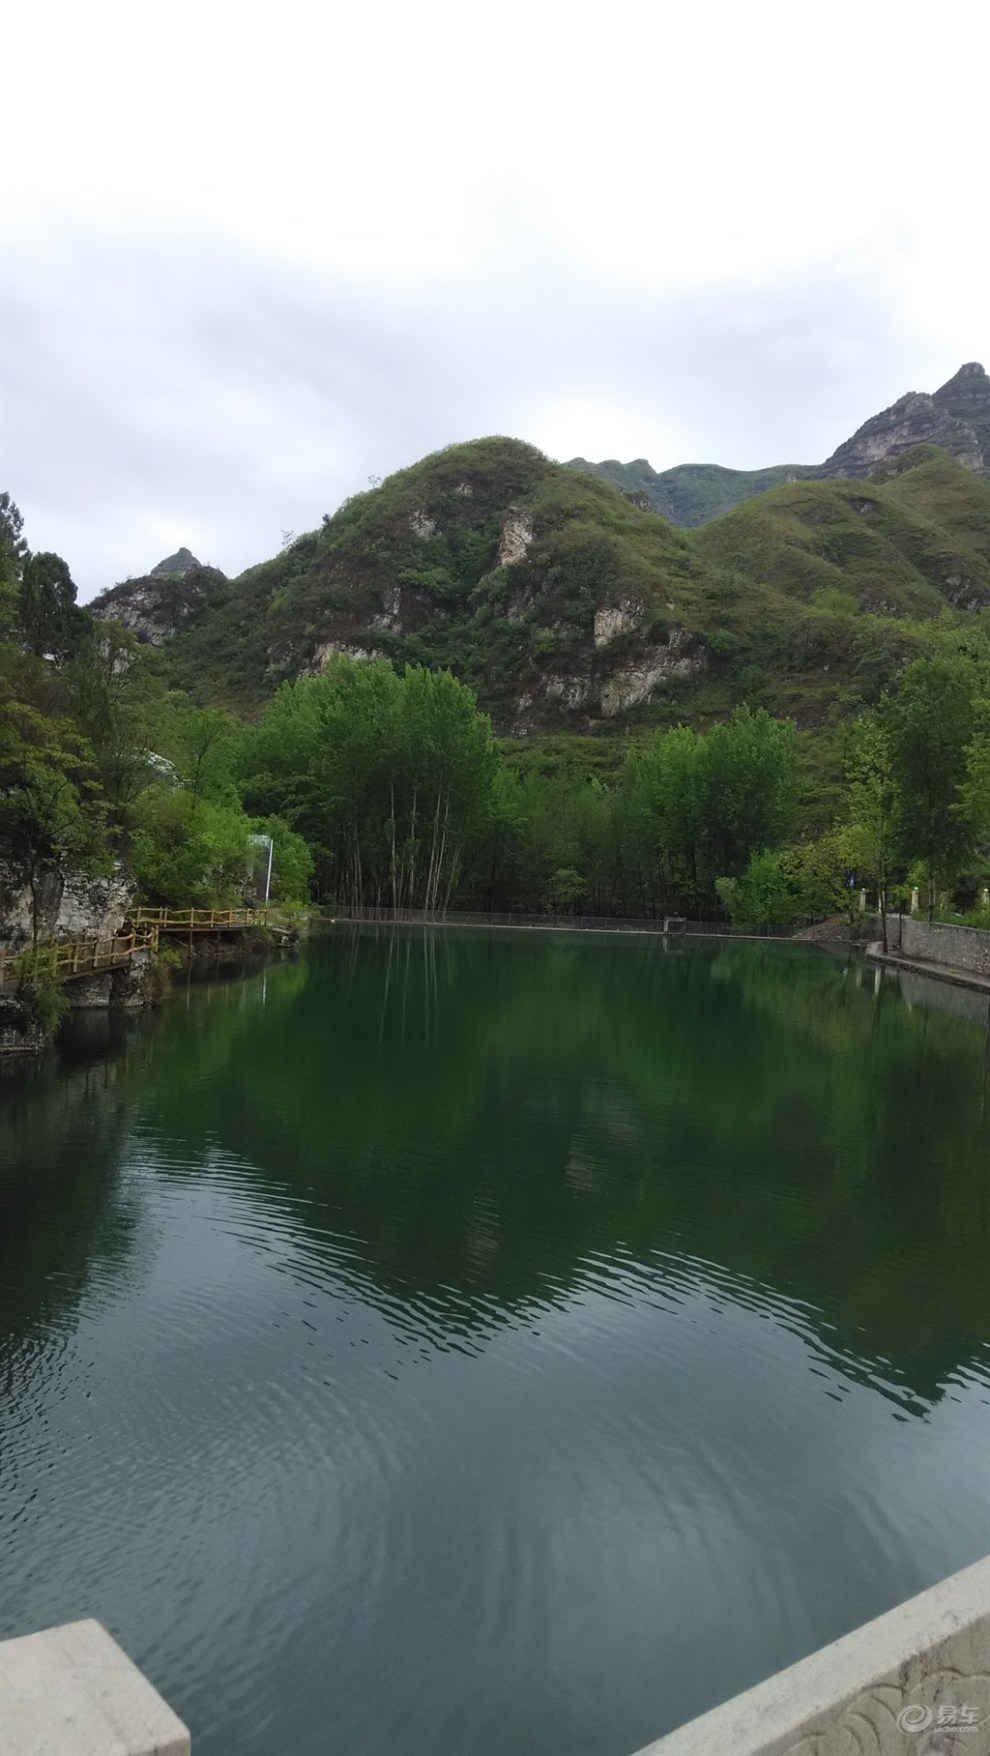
[2,492,988,938]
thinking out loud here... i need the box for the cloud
[2,0,988,595]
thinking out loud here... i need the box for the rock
[410,510,437,540]
[495,509,534,567]
[600,629,707,716]
[594,599,647,647]
[0,995,46,1054]
[544,673,593,708]
[304,639,382,675]
[150,547,200,576]
[821,365,989,479]
[89,564,226,646]
[0,861,136,951]
[368,585,404,632]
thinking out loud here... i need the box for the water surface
[1,930,988,1755]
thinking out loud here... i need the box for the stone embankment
[866,915,990,996]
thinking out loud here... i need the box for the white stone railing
[2,1557,986,1754]
[0,1618,189,1755]
[632,1555,989,1755]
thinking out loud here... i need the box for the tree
[240,658,499,909]
[19,551,80,660]
[0,492,28,637]
[958,700,990,848]
[843,712,898,951]
[0,694,108,939]
[880,657,977,919]
[129,789,251,907]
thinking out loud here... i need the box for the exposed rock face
[0,862,136,950]
[65,954,154,1010]
[543,673,594,709]
[90,565,226,646]
[0,995,45,1053]
[151,546,200,576]
[820,376,987,479]
[368,585,404,632]
[594,599,647,647]
[573,363,990,524]
[409,510,437,540]
[496,509,534,567]
[304,638,382,676]
[599,630,707,717]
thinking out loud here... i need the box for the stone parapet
[632,1556,989,1756]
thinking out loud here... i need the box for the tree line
[2,493,988,938]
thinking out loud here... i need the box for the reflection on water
[1,929,988,1756]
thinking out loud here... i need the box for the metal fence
[322,906,796,939]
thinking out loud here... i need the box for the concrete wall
[633,1555,989,1756]
[891,915,990,977]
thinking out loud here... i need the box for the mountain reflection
[4,928,985,1409]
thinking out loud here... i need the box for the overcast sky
[3,0,989,600]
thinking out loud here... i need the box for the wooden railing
[130,907,273,932]
[0,928,159,992]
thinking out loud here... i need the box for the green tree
[19,551,80,660]
[843,712,898,951]
[240,658,499,909]
[0,695,108,939]
[129,789,252,907]
[0,491,28,637]
[880,657,977,919]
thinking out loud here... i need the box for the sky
[2,0,989,600]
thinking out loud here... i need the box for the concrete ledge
[0,1618,189,1756]
[632,1555,989,1755]
[866,942,990,1000]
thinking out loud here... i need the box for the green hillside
[566,456,818,525]
[92,439,990,742]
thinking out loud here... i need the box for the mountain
[150,546,201,577]
[92,561,227,646]
[565,458,819,526]
[90,437,990,737]
[569,363,990,525]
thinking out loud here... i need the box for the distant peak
[934,361,987,399]
[150,546,200,577]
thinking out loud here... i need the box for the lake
[1,927,988,1755]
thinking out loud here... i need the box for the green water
[1,929,988,1756]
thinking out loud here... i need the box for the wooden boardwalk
[131,906,275,933]
[1,908,286,995]
[0,928,159,993]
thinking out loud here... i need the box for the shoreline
[865,941,990,1000]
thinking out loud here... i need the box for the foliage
[128,789,252,907]
[248,814,314,902]
[567,455,819,526]
[879,654,978,917]
[240,658,499,908]
[2,438,989,933]
[19,551,81,659]
[26,969,70,1037]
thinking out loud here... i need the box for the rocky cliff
[89,562,227,646]
[821,364,988,478]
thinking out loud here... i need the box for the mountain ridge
[90,437,990,739]
[568,362,990,526]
